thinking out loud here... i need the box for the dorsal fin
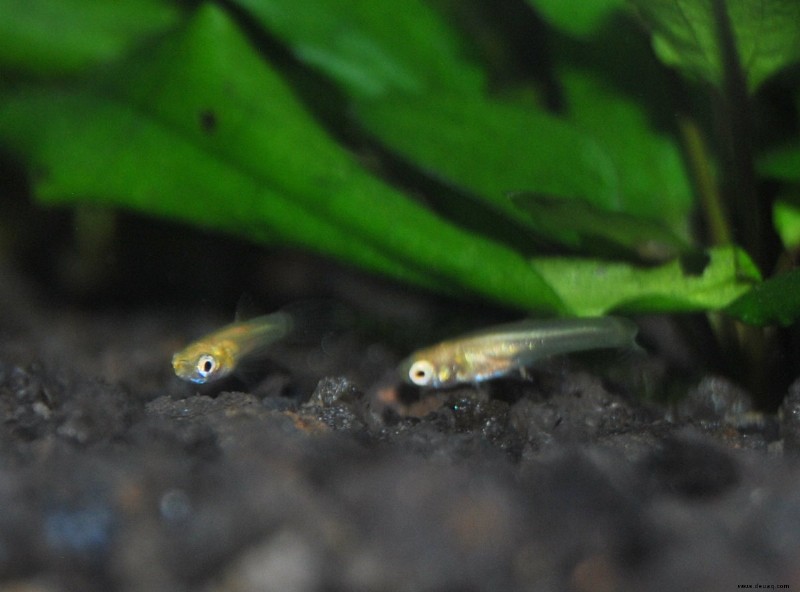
[234,292,261,322]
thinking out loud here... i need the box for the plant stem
[702,1,778,406]
[677,116,731,246]
[711,0,763,269]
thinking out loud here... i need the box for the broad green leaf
[0,0,179,75]
[0,4,566,314]
[530,246,760,316]
[0,89,431,284]
[0,1,764,320]
[559,69,693,237]
[629,0,800,91]
[356,73,694,241]
[234,0,692,238]
[231,0,483,98]
[526,0,628,36]
[356,92,619,214]
[726,269,800,326]
[511,193,692,262]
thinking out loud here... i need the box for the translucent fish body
[172,312,292,384]
[400,316,639,388]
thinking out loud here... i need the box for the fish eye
[196,354,217,377]
[408,360,435,386]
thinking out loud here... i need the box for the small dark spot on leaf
[199,109,217,133]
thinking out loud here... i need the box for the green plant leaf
[0,4,567,314]
[356,91,619,212]
[726,269,800,326]
[526,0,628,36]
[0,0,179,75]
[230,0,483,98]
[558,68,693,237]
[759,148,800,251]
[530,246,760,316]
[758,143,800,181]
[511,192,692,262]
[773,198,800,251]
[356,71,694,243]
[0,1,768,321]
[629,0,800,91]
[232,0,620,215]
[233,0,693,242]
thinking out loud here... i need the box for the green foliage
[759,143,800,182]
[629,0,800,92]
[557,68,693,235]
[533,246,760,316]
[526,0,628,36]
[510,193,691,262]
[0,0,178,75]
[0,6,565,313]
[726,269,800,327]
[772,199,800,251]
[759,144,800,252]
[356,92,619,223]
[232,0,483,99]
[0,0,799,328]
[238,0,694,240]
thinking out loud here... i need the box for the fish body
[400,316,639,388]
[172,311,293,383]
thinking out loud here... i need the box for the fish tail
[280,299,355,345]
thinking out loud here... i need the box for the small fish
[399,316,639,389]
[172,311,293,384]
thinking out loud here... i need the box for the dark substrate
[1,262,799,592]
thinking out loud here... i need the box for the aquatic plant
[2,0,800,399]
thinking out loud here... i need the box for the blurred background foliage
[2,0,800,400]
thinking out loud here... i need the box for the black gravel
[1,261,798,592]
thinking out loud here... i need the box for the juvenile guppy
[399,316,639,389]
[172,311,293,384]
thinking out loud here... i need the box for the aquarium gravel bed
[1,262,798,592]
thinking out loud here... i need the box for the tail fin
[279,299,357,345]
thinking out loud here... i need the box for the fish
[399,316,639,389]
[172,311,293,384]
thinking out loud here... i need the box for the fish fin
[279,299,356,345]
[234,292,261,322]
[232,311,294,363]
[519,366,534,381]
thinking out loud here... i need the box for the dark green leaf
[356,92,619,214]
[629,0,800,91]
[357,72,693,242]
[759,147,800,250]
[0,0,179,75]
[526,0,628,36]
[511,192,692,262]
[726,269,800,326]
[759,143,800,182]
[231,0,483,98]
[235,0,693,241]
[558,68,693,236]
